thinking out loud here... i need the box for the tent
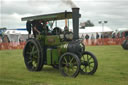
[4,29,28,35]
[79,26,113,39]
[4,29,28,42]
[79,26,112,34]
[117,28,128,31]
[112,28,128,38]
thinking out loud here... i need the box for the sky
[0,0,128,30]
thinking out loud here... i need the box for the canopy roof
[21,11,73,21]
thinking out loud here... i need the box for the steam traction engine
[21,8,98,77]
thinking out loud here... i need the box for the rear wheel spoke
[27,60,32,64]
[64,57,68,64]
[69,57,74,63]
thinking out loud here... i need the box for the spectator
[0,36,2,43]
[96,33,99,39]
[112,33,116,38]
[117,32,120,38]
[85,34,89,45]
[101,33,104,39]
[91,34,95,45]
[81,34,84,39]
[96,33,99,45]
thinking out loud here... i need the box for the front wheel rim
[80,51,98,74]
[59,53,80,77]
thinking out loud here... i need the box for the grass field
[0,45,128,85]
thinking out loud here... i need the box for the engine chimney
[72,8,80,40]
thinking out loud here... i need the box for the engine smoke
[61,0,77,8]
[28,0,77,8]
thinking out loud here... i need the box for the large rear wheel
[59,52,80,77]
[80,51,98,75]
[23,38,43,71]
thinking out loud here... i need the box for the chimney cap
[72,7,79,9]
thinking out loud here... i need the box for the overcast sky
[0,0,128,30]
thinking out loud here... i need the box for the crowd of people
[81,32,128,45]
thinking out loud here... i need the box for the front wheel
[80,51,98,75]
[59,52,80,77]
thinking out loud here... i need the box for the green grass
[0,45,128,85]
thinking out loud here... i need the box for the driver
[32,20,43,37]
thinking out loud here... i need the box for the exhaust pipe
[72,8,80,40]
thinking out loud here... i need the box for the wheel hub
[82,61,88,66]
